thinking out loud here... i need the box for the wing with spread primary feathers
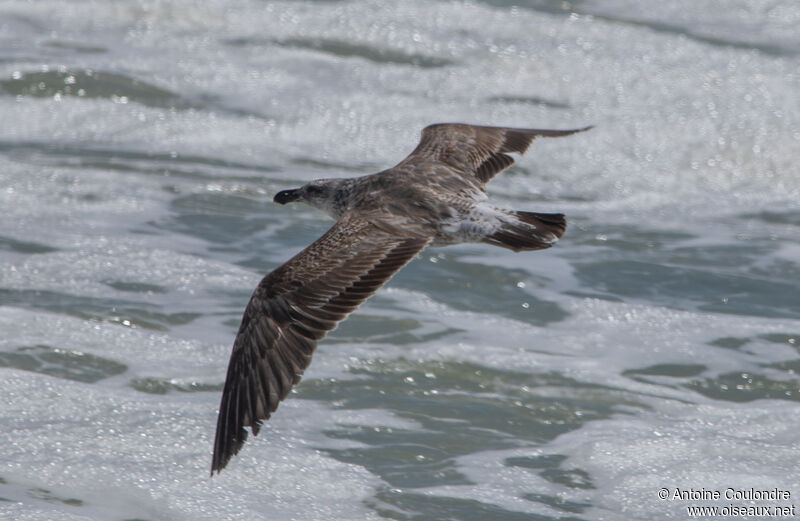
[398,123,592,184]
[211,212,430,474]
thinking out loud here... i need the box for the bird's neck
[316,179,356,220]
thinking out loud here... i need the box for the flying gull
[211,123,591,474]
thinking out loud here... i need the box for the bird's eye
[306,185,323,195]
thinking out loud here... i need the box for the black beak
[274,189,301,205]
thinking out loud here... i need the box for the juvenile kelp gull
[211,123,591,474]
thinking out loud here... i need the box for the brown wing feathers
[408,123,591,183]
[212,221,429,474]
[475,152,515,184]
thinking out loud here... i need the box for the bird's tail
[482,211,566,252]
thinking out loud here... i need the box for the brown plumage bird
[211,123,591,474]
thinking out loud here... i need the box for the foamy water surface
[1,0,799,519]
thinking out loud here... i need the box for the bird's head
[273,178,348,219]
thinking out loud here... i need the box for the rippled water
[1,0,799,520]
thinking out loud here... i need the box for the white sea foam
[2,0,799,519]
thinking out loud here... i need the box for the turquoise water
[1,0,799,519]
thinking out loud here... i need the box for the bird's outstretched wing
[211,212,430,474]
[398,123,592,184]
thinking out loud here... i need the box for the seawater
[1,0,799,520]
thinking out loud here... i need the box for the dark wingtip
[210,427,248,476]
[210,389,252,476]
[540,125,594,137]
